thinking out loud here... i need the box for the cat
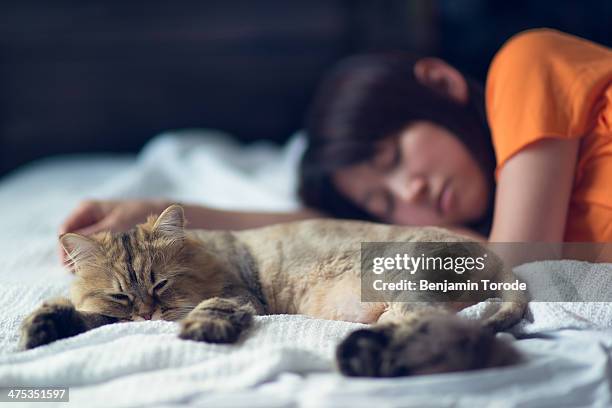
[20,204,525,377]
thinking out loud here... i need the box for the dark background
[1,0,610,176]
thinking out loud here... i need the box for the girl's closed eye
[371,141,401,172]
[363,190,394,220]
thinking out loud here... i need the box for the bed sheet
[1,130,611,408]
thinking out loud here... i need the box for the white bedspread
[1,130,611,407]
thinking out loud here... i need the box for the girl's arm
[59,200,322,263]
[489,137,579,242]
[182,205,322,230]
[60,200,322,236]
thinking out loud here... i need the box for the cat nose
[140,312,152,320]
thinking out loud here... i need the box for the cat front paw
[179,302,253,344]
[179,318,242,343]
[19,298,87,350]
[336,315,519,377]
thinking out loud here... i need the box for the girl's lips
[439,181,455,216]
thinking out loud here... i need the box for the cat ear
[152,204,185,242]
[60,233,100,267]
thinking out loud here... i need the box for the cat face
[61,205,221,322]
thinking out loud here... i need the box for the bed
[1,130,611,407]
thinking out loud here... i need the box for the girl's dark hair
[298,53,496,235]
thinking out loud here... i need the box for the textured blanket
[1,131,611,407]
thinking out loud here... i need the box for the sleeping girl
[60,29,612,247]
[24,27,610,377]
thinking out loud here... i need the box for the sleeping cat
[20,205,525,377]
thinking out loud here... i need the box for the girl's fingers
[59,201,105,235]
[74,222,112,235]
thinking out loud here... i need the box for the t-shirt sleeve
[485,28,612,175]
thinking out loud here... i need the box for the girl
[60,29,612,251]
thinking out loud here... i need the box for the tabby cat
[20,205,525,377]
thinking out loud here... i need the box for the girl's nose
[387,172,427,203]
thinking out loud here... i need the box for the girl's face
[333,121,489,227]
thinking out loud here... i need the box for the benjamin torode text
[370,253,527,292]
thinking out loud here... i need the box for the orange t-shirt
[486,29,612,242]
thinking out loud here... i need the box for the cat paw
[19,298,86,350]
[482,301,526,332]
[179,303,253,344]
[337,314,519,377]
[336,326,393,377]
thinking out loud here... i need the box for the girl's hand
[58,199,171,263]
